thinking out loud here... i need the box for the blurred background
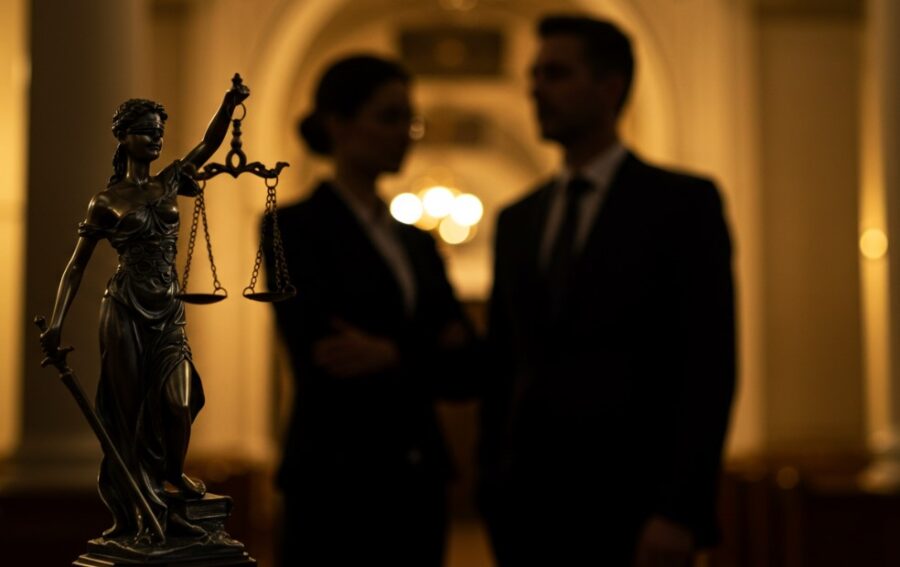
[1,0,898,565]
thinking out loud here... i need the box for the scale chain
[199,188,224,293]
[245,192,268,295]
[180,183,225,298]
[245,180,293,296]
[180,185,203,292]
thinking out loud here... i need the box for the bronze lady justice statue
[39,79,249,544]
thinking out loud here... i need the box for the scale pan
[178,292,228,304]
[243,290,297,303]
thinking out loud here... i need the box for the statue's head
[112,99,168,140]
[108,99,168,186]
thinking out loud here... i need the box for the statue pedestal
[72,493,256,566]
[73,555,254,566]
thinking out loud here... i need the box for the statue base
[73,555,254,566]
[72,493,256,566]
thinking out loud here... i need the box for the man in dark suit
[478,15,736,566]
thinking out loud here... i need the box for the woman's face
[331,80,413,175]
[121,112,164,163]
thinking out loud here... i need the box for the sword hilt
[34,316,74,370]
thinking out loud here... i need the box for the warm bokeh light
[450,193,483,227]
[438,217,471,245]
[860,228,888,260]
[409,116,425,141]
[390,192,424,225]
[415,213,440,231]
[396,183,482,244]
[421,185,455,218]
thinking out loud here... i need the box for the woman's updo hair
[299,55,410,156]
[108,98,168,187]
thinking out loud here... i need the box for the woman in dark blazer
[268,55,476,566]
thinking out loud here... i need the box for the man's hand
[634,515,695,567]
[312,319,400,378]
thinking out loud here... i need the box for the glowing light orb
[390,193,424,225]
[860,228,888,260]
[450,193,483,227]
[438,217,471,245]
[422,186,455,218]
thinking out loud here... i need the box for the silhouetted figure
[267,55,476,566]
[39,84,249,542]
[478,15,736,567]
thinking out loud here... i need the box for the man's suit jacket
[269,181,471,489]
[481,152,735,545]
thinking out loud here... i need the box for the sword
[34,316,166,543]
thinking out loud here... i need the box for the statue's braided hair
[108,98,168,187]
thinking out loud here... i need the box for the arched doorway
[247,0,680,299]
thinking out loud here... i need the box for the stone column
[5,0,145,489]
[860,0,900,490]
[0,0,28,460]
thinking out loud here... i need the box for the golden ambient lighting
[409,116,426,141]
[391,182,482,245]
[415,213,441,231]
[438,217,471,244]
[860,228,888,260]
[450,193,483,227]
[421,186,455,218]
[389,192,424,225]
[439,0,478,11]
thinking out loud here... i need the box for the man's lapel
[528,181,557,271]
[574,152,640,275]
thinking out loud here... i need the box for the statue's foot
[167,510,207,538]
[134,527,166,547]
[170,473,206,499]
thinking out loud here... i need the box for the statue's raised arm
[182,76,250,171]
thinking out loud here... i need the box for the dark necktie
[546,176,593,321]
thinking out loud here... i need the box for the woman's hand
[39,326,62,361]
[312,318,400,379]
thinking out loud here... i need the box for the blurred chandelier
[390,185,483,245]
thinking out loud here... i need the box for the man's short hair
[538,15,635,112]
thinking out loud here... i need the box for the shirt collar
[329,180,390,227]
[559,141,628,192]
